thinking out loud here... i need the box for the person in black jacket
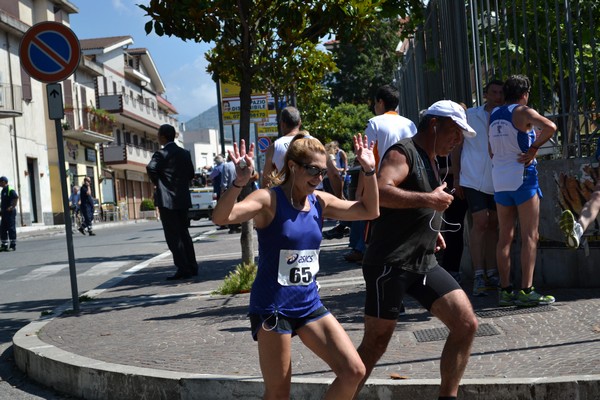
[0,176,19,251]
[78,177,96,236]
[147,124,198,280]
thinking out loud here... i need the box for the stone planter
[139,210,156,220]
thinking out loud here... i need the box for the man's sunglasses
[302,164,328,177]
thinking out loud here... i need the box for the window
[125,131,131,144]
[20,66,32,102]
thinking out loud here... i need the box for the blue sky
[69,0,217,123]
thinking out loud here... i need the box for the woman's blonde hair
[268,133,327,187]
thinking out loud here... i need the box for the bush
[213,262,257,295]
[140,198,155,211]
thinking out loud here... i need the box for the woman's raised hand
[228,139,256,183]
[353,133,375,172]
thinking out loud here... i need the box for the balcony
[0,84,23,118]
[63,107,114,144]
[101,143,154,173]
[98,93,178,131]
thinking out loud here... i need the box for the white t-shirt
[364,111,417,170]
[461,105,494,194]
[272,135,294,172]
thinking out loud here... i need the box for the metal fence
[396,0,600,159]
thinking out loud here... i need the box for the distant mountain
[184,104,257,142]
[185,105,219,130]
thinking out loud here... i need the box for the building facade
[0,0,80,227]
[80,36,179,221]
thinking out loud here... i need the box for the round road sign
[257,137,271,153]
[19,22,81,83]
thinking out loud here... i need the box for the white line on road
[80,261,130,277]
[18,264,68,281]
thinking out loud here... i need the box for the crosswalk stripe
[0,268,16,276]
[81,261,129,276]
[18,264,69,281]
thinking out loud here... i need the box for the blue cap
[0,176,7,183]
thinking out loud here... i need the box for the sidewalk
[12,227,600,399]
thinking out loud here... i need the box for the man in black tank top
[354,101,478,400]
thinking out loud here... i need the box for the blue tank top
[250,186,324,318]
[489,104,538,192]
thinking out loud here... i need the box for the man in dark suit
[147,124,198,280]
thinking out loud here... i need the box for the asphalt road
[0,219,216,399]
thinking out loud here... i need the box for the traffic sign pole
[20,22,81,312]
[54,117,80,313]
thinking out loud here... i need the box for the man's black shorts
[362,264,461,320]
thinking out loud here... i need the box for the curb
[13,319,600,400]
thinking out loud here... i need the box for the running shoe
[498,289,516,307]
[515,287,555,307]
[560,210,583,249]
[472,275,488,297]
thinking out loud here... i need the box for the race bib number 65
[277,249,320,286]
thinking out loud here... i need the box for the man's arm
[261,144,276,188]
[514,106,557,165]
[378,148,453,212]
[146,151,163,185]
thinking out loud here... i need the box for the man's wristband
[231,181,244,189]
[530,144,540,150]
[362,167,376,176]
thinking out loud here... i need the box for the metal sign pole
[47,83,80,312]
[54,113,80,313]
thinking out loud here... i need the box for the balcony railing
[98,93,178,128]
[102,143,154,166]
[64,107,115,136]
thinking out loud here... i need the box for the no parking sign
[19,21,81,83]
[257,136,271,153]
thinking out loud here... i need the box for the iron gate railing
[396,0,600,159]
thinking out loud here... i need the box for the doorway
[26,158,39,223]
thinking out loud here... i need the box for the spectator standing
[261,106,302,188]
[365,84,417,169]
[454,80,504,295]
[340,84,417,262]
[78,177,96,236]
[210,155,224,200]
[489,75,556,307]
[69,185,80,231]
[212,133,378,399]
[354,101,479,400]
[147,124,198,280]
[0,176,18,251]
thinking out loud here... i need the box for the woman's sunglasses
[302,164,328,177]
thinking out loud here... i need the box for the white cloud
[166,55,217,122]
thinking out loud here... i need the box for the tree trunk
[237,29,255,264]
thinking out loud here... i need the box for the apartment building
[80,36,179,220]
[0,0,81,227]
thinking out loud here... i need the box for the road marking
[80,261,130,277]
[19,264,68,280]
[0,268,16,276]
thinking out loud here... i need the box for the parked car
[188,186,217,224]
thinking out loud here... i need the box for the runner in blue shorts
[489,75,557,308]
